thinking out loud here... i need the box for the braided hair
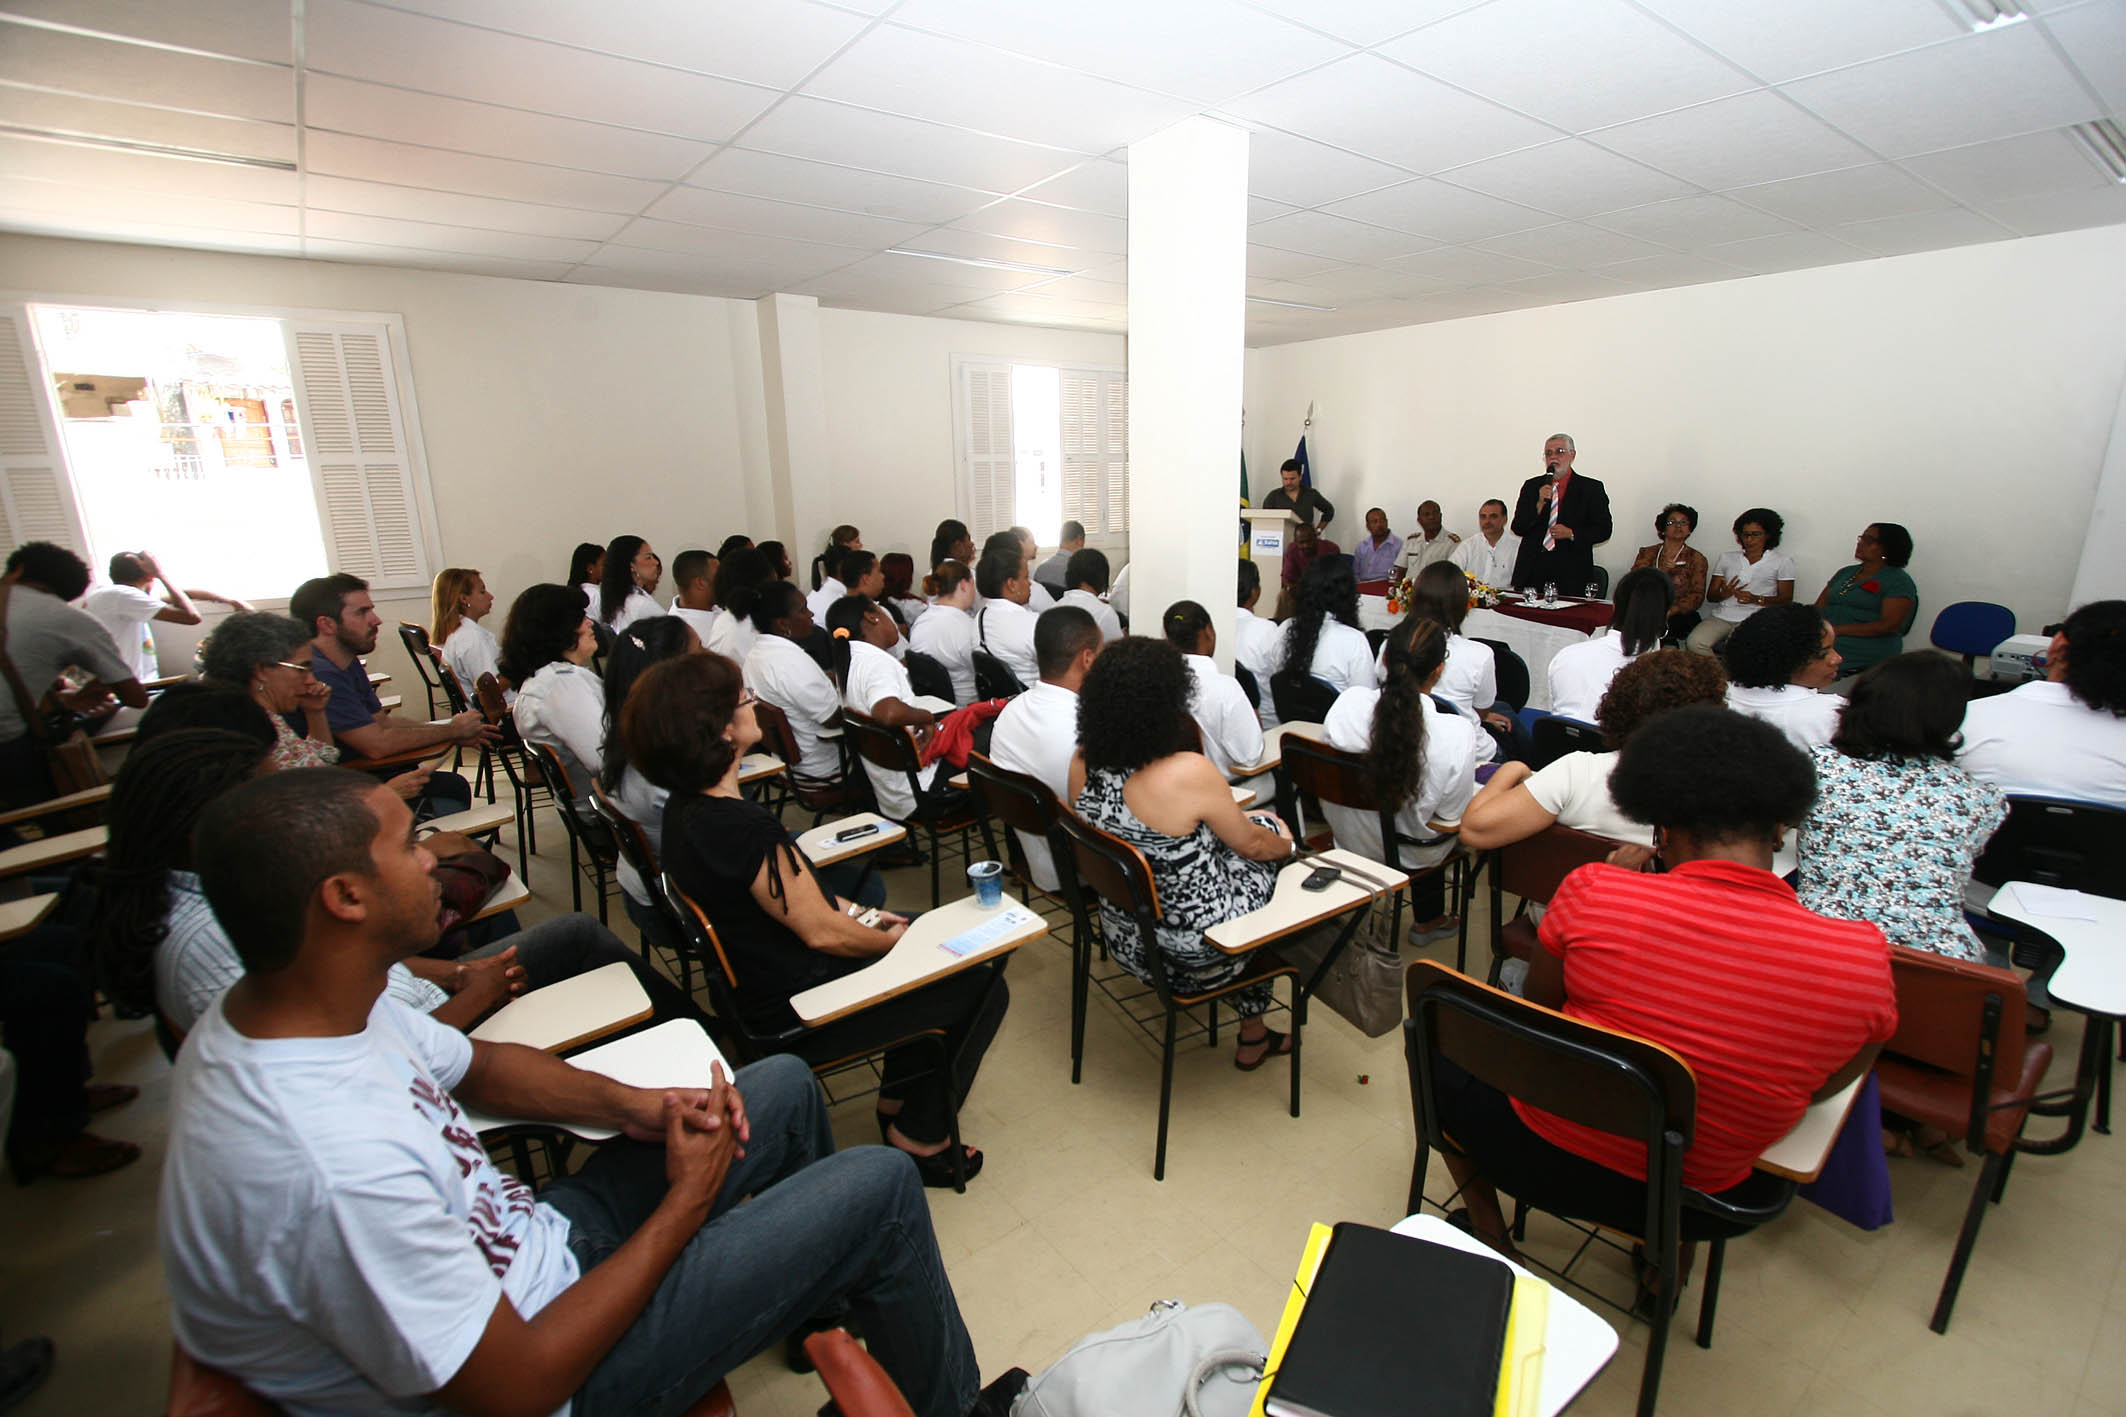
[1366,616,1451,812]
[87,728,273,1018]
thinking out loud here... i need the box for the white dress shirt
[606,587,662,632]
[744,633,843,783]
[842,640,938,820]
[1184,653,1266,780]
[1546,629,1631,724]
[511,660,605,801]
[1450,532,1521,590]
[668,603,719,644]
[975,598,1040,689]
[908,603,978,705]
[1285,618,1378,694]
[988,680,1078,892]
[1958,679,2126,807]
[1232,606,1285,729]
[806,577,847,623]
[703,607,756,667]
[611,763,668,906]
[1726,682,1843,754]
[1395,530,1464,575]
[439,619,503,704]
[1320,687,1479,869]
[1057,587,1123,643]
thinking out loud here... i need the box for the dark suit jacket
[1510,472,1612,590]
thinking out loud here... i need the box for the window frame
[951,353,1129,555]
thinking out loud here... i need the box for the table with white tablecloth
[1358,596,1608,712]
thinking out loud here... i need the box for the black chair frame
[838,708,979,909]
[527,743,623,924]
[432,658,497,803]
[397,621,445,720]
[964,754,1086,1077]
[1471,636,1530,713]
[1528,713,1605,770]
[971,648,1026,700]
[475,674,549,875]
[590,782,696,999]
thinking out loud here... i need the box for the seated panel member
[1448,498,1520,592]
[161,767,1007,1417]
[1958,599,2126,807]
[1351,507,1402,583]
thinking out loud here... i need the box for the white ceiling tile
[1634,0,1962,85]
[819,250,1060,293]
[1016,160,1128,216]
[376,0,869,90]
[1980,184,2126,237]
[802,23,1194,153]
[1442,139,1698,219]
[1902,129,2119,206]
[1729,163,1951,227]
[0,83,296,164]
[1381,0,1756,131]
[642,186,928,247]
[1242,0,1488,47]
[0,206,303,255]
[953,199,1126,253]
[789,261,1026,307]
[305,0,778,142]
[1245,243,1345,280]
[1248,210,1433,262]
[1239,126,1412,207]
[948,290,1128,326]
[304,209,601,263]
[0,133,296,203]
[1320,178,1553,242]
[1784,22,2102,158]
[1275,265,1450,301]
[605,217,864,269]
[1585,194,1797,245]
[1020,273,1129,304]
[1382,243,1556,283]
[1248,195,1298,223]
[898,228,1099,271]
[0,0,293,65]
[1825,206,2018,257]
[887,0,1348,104]
[0,24,290,123]
[738,97,1087,192]
[1702,229,1873,274]
[1383,285,1552,320]
[690,146,998,223]
[1592,251,1752,288]
[1472,221,1670,266]
[2044,1,2126,114]
[303,174,630,240]
[1222,54,1556,174]
[302,237,577,282]
[0,173,300,235]
[304,132,664,213]
[578,240,856,290]
[304,76,717,181]
[1593,90,1876,189]
[1247,273,1344,300]
[1492,269,1637,302]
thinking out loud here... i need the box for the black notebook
[1264,1222,1515,1417]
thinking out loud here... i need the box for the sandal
[85,1083,138,1114]
[1885,1126,1965,1169]
[902,1143,983,1188]
[10,1131,141,1184]
[1233,1028,1294,1072]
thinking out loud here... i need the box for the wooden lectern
[1243,507,1297,567]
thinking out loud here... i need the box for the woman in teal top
[1815,522,1917,678]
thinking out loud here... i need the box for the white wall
[816,306,1126,570]
[1245,225,2126,639]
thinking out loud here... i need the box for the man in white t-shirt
[1448,500,1520,592]
[743,583,845,784]
[667,548,720,644]
[1960,601,2126,807]
[972,532,1040,690]
[988,606,1103,892]
[162,768,1003,1417]
[82,550,250,682]
[1232,559,1284,729]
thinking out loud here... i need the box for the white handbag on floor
[1012,1299,1266,1417]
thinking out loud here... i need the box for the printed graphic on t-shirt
[408,1073,535,1277]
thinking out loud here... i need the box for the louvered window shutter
[284,323,432,591]
[957,360,1015,541]
[1058,367,1129,538]
[1102,372,1129,537]
[0,306,91,555]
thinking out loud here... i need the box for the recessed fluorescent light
[885,248,1077,278]
[1943,0,2026,32]
[1247,295,1339,312]
[0,124,297,171]
[2071,119,2126,183]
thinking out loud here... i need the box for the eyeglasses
[1737,529,1767,540]
[1856,532,1881,543]
[1661,518,1691,528]
[273,660,313,673]
[737,689,758,708]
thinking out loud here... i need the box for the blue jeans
[541,1053,980,1417]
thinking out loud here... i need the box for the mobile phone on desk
[1301,864,1343,892]
[834,822,881,842]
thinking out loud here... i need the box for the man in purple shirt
[1351,507,1402,583]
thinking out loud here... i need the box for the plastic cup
[967,860,1005,908]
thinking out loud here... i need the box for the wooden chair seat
[1168,946,1299,1007]
[1877,1046,2051,1157]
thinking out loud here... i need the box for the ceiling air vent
[1941,0,2027,31]
[2070,120,2126,183]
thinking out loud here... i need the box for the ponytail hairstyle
[1408,561,1469,634]
[922,558,974,601]
[1366,615,1451,812]
[430,567,481,647]
[715,546,773,630]
[600,615,698,789]
[930,518,970,571]
[841,549,878,589]
[1283,554,1359,680]
[1610,566,1676,657]
[599,534,646,626]
[1163,599,1212,653]
[567,541,604,589]
[823,593,872,690]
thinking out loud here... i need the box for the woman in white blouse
[829,596,944,821]
[1545,567,1673,723]
[1686,507,1797,656]
[500,583,605,803]
[908,560,979,705]
[567,541,604,611]
[1723,603,1845,752]
[596,614,698,924]
[1278,555,1377,693]
[1162,600,1265,781]
[1058,549,1125,643]
[703,546,770,665]
[430,567,507,705]
[597,534,663,632]
[741,581,844,784]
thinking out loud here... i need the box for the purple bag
[1798,1073,1894,1231]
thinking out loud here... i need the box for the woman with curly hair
[1068,637,1299,1070]
[198,610,341,771]
[1630,502,1708,640]
[501,583,602,803]
[1278,553,1375,693]
[1686,507,1795,656]
[1321,615,1483,941]
[1814,522,1918,680]
[1461,649,1731,853]
[1723,602,1844,752]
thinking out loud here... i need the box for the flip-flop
[1234,1028,1294,1072]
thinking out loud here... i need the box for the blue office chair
[1931,601,2015,671]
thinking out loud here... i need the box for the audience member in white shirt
[1321,617,1482,938]
[1545,566,1674,724]
[1687,508,1796,655]
[666,547,721,644]
[1056,549,1124,644]
[1448,499,1521,591]
[973,531,1040,690]
[1012,528,1058,613]
[1722,602,1845,753]
[567,541,605,617]
[834,551,899,660]
[806,541,850,624]
[705,547,771,666]
[1232,559,1285,729]
[880,552,930,629]
[1108,560,1132,623]
[500,583,606,802]
[597,534,664,632]
[742,582,844,784]
[84,550,249,683]
[594,615,700,912]
[1960,600,2126,807]
[1279,555,1378,700]
[909,560,979,705]
[430,567,508,707]
[829,597,943,821]
[1161,599,1266,782]
[988,607,1104,893]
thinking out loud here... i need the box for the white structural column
[755,293,834,555]
[1127,117,1249,671]
[2071,355,2126,608]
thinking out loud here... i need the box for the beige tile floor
[7,801,2126,1417]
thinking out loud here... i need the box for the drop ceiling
[0,0,2122,345]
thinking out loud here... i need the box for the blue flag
[1293,433,1311,491]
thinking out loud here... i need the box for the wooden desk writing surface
[794,812,908,867]
[422,801,513,837]
[737,753,786,784]
[911,694,956,716]
[1205,848,1406,954]
[466,872,530,924]
[1756,1074,1863,1182]
[1229,720,1325,778]
[460,1019,729,1139]
[0,783,112,827]
[0,893,60,942]
[1989,881,2126,1016]
[468,961,652,1053]
[90,706,145,744]
[0,825,108,877]
[790,893,1044,1025]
